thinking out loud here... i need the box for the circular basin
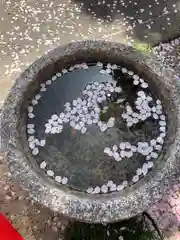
[1,40,180,223]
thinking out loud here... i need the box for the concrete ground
[1,0,180,239]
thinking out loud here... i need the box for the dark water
[27,63,162,192]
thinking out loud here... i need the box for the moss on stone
[132,41,152,56]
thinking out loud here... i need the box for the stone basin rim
[1,40,180,223]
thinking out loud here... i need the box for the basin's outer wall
[1,41,180,223]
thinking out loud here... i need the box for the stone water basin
[1,41,180,223]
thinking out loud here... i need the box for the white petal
[104,147,110,154]
[46,80,52,85]
[147,161,154,169]
[136,168,142,176]
[159,121,166,126]
[69,66,74,71]
[87,187,93,194]
[100,69,106,74]
[160,133,166,138]
[27,128,35,134]
[110,184,117,192]
[107,120,114,128]
[117,184,124,191]
[101,185,108,193]
[120,151,125,158]
[133,80,139,85]
[40,87,47,92]
[151,152,158,158]
[51,127,57,134]
[94,186,101,194]
[56,72,62,77]
[27,124,34,129]
[132,175,139,183]
[40,83,45,88]
[107,180,114,187]
[35,94,41,100]
[28,136,35,142]
[128,71,134,76]
[141,83,148,88]
[40,161,46,169]
[113,152,120,161]
[150,139,156,146]
[55,176,62,183]
[160,115,165,120]
[156,136,163,144]
[62,69,68,74]
[28,106,33,112]
[115,86,122,93]
[126,151,133,158]
[45,128,51,134]
[107,150,113,157]
[29,142,35,149]
[32,148,39,155]
[47,170,54,177]
[62,177,68,184]
[32,99,38,105]
[122,181,128,187]
[52,114,58,120]
[112,145,118,152]
[52,75,57,81]
[133,74,139,80]
[73,100,78,106]
[40,140,46,146]
[96,61,103,67]
[111,64,117,69]
[106,68,111,74]
[121,68,127,73]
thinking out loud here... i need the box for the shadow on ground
[64,214,164,240]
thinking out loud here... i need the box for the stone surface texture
[1,41,180,224]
